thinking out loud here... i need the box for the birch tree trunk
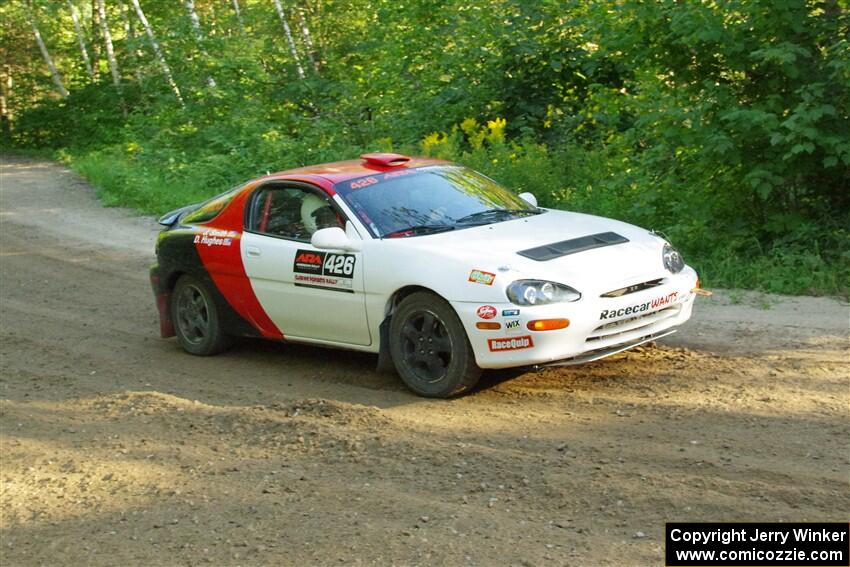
[95,0,123,96]
[68,0,95,80]
[130,0,184,106]
[230,0,245,34]
[90,0,101,80]
[117,0,143,84]
[297,8,319,73]
[1,65,12,139]
[272,0,305,79]
[183,0,216,88]
[26,1,70,97]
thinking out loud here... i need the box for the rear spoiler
[157,204,198,227]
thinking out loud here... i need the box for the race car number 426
[324,254,355,277]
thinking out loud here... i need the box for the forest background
[2,0,848,295]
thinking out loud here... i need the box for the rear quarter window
[181,186,243,224]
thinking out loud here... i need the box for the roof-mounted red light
[360,153,411,167]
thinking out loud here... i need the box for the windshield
[334,165,541,237]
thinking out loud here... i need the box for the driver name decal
[194,228,238,247]
[488,335,534,352]
[293,250,356,293]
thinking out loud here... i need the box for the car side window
[248,185,343,241]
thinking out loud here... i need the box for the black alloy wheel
[171,275,232,356]
[399,309,453,383]
[390,291,481,398]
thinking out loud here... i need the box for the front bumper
[453,266,698,369]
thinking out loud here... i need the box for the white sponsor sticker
[488,335,534,352]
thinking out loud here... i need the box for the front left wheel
[171,275,232,356]
[389,291,481,398]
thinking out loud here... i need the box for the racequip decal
[488,335,534,352]
[599,291,679,320]
[293,250,356,293]
[476,305,497,319]
[502,309,520,316]
[194,228,238,247]
[468,269,496,286]
[504,319,522,334]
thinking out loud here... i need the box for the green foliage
[4,0,849,296]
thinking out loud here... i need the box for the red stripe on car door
[194,187,283,339]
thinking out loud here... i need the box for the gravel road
[1,155,848,566]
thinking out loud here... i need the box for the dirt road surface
[1,156,848,566]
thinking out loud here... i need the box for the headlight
[662,243,684,273]
[506,280,581,306]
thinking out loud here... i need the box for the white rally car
[151,153,699,397]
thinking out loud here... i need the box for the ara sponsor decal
[293,251,324,274]
[504,319,522,334]
[194,228,238,247]
[468,269,496,286]
[502,309,520,317]
[476,305,497,319]
[599,291,679,320]
[488,335,534,352]
[293,249,356,293]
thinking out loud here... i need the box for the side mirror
[518,192,538,208]
[311,227,361,252]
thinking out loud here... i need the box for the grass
[66,150,219,214]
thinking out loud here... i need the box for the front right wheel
[389,292,481,398]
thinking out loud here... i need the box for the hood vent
[360,153,411,167]
[517,231,629,261]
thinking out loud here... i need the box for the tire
[389,292,481,398]
[171,275,232,356]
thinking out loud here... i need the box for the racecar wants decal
[504,319,522,334]
[502,309,520,316]
[599,291,679,320]
[476,305,497,319]
[488,335,534,352]
[293,249,356,293]
[468,269,496,286]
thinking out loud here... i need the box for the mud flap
[375,316,396,374]
[150,268,175,338]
